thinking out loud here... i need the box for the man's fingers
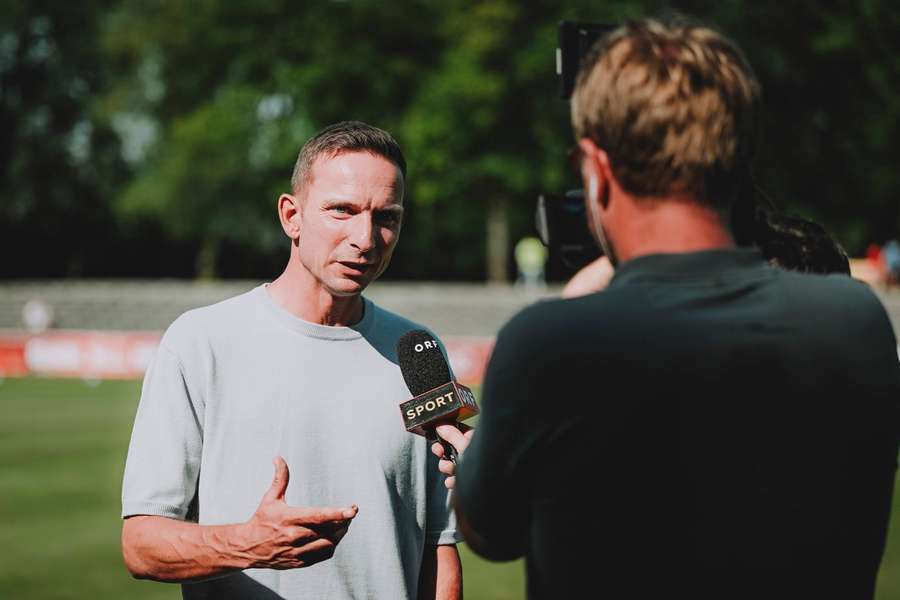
[444,475,456,490]
[285,504,359,526]
[437,458,456,476]
[290,537,337,566]
[431,441,446,459]
[268,538,338,570]
[263,456,290,503]
[434,423,472,454]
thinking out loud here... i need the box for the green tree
[101,0,447,278]
[26,0,897,280]
[655,0,900,253]
[0,0,127,277]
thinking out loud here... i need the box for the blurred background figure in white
[514,236,547,293]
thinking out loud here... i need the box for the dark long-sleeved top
[456,249,900,599]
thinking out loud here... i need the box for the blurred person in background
[864,242,889,286]
[120,121,461,600]
[434,16,900,599]
[883,238,900,287]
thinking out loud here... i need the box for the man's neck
[267,261,364,327]
[611,195,735,264]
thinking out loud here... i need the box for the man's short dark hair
[290,121,407,194]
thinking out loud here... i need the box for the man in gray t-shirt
[121,121,462,600]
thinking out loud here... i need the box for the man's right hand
[238,456,358,570]
[121,456,358,582]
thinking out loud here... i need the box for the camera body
[556,21,616,101]
[535,21,615,271]
[535,190,600,270]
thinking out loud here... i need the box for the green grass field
[2,376,900,599]
[0,377,524,600]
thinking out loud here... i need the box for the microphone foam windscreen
[396,329,452,396]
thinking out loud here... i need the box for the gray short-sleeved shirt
[122,285,460,599]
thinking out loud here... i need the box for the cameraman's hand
[239,456,358,569]
[561,256,614,298]
[431,424,475,490]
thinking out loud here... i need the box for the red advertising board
[0,331,494,385]
[0,333,28,377]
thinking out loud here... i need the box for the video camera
[534,21,615,271]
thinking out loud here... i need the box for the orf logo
[414,340,439,353]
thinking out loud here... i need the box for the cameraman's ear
[578,139,613,209]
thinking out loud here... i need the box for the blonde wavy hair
[571,17,760,210]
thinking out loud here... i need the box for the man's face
[295,151,404,297]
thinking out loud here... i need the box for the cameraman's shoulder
[499,289,627,345]
[781,270,895,336]
[783,269,885,311]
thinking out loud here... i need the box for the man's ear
[277,193,302,241]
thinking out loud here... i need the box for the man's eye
[330,206,351,214]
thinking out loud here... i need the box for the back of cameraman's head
[571,16,760,212]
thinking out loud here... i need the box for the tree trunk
[196,236,218,280]
[486,196,509,283]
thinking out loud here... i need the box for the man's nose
[349,213,376,254]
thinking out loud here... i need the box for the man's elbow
[122,543,154,579]
[121,519,161,580]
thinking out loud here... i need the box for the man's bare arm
[417,544,462,600]
[121,457,357,583]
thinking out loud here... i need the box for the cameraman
[435,16,900,599]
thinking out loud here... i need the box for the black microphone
[396,330,479,463]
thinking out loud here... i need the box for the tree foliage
[2,0,899,279]
[0,0,128,276]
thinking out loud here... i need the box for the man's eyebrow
[323,198,360,206]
